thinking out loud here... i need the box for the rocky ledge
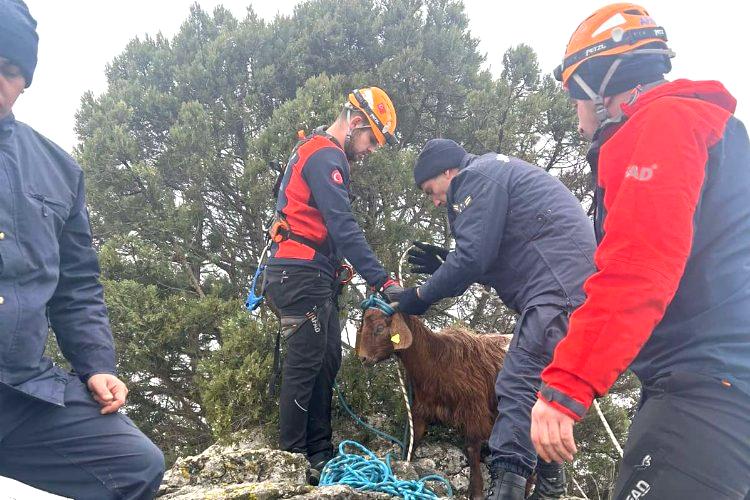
[157,431,584,500]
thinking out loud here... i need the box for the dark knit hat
[567,42,671,100]
[413,139,467,187]
[0,0,38,87]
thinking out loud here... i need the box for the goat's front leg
[410,414,427,450]
[465,438,484,500]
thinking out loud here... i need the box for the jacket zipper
[29,193,67,217]
[30,193,49,217]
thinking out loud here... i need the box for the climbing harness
[246,127,342,314]
[268,213,332,255]
[319,440,452,499]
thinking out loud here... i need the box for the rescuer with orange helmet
[264,87,402,484]
[530,4,750,499]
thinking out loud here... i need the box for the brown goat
[356,309,510,500]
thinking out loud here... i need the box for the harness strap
[269,214,332,256]
[268,300,334,397]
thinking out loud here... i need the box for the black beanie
[567,43,671,100]
[414,139,467,187]
[0,0,38,87]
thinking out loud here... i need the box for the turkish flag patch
[331,170,344,185]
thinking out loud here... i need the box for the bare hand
[87,373,129,414]
[531,398,578,463]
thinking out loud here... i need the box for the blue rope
[361,294,396,316]
[334,382,405,452]
[320,440,453,499]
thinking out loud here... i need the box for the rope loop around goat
[360,294,396,316]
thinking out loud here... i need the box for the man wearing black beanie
[396,138,596,500]
[0,1,164,498]
[0,0,37,87]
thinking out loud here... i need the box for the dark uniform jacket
[0,114,115,407]
[420,152,596,314]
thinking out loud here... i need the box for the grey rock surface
[158,431,585,499]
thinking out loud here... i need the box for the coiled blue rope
[319,440,453,499]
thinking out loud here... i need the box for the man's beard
[344,128,367,162]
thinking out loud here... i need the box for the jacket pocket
[28,192,72,221]
[521,210,549,240]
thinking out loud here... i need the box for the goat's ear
[389,313,412,350]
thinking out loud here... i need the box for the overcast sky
[15,0,748,153]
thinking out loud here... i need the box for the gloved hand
[381,278,404,302]
[394,287,431,316]
[407,241,449,275]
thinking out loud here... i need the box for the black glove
[381,278,404,302]
[394,287,431,316]
[407,241,449,275]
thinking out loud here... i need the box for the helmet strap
[572,73,609,124]
[571,56,624,127]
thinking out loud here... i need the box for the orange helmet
[554,3,673,87]
[346,87,398,146]
[555,3,675,124]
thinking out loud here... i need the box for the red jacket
[540,80,749,419]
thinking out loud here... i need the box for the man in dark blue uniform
[396,139,596,500]
[0,2,164,498]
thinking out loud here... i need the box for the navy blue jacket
[420,153,596,314]
[268,134,388,288]
[0,114,115,406]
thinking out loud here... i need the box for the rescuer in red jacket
[530,4,750,499]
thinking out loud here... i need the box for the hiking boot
[485,468,527,500]
[528,462,566,499]
[307,450,334,486]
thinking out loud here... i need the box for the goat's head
[356,308,413,365]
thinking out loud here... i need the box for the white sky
[14,0,748,153]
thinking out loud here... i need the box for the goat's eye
[374,325,385,336]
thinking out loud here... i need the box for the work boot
[528,462,566,499]
[307,449,334,486]
[485,467,527,500]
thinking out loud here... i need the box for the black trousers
[490,305,569,477]
[265,266,341,464]
[612,372,750,500]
